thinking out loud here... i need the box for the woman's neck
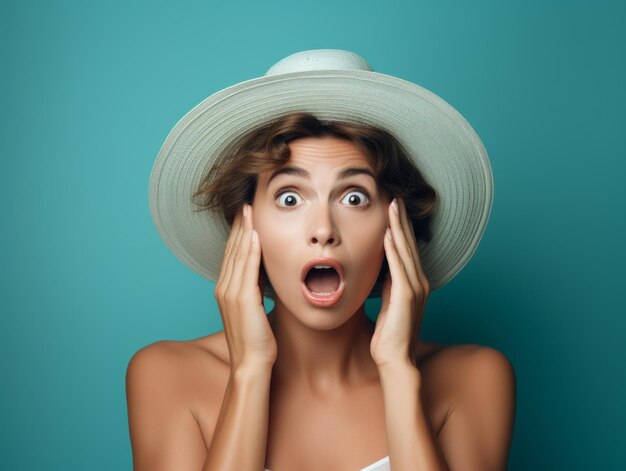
[267,303,379,396]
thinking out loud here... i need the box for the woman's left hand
[370,197,430,369]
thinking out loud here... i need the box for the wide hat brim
[149,51,493,299]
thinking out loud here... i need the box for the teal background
[2,0,624,469]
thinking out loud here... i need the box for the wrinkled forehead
[257,137,374,189]
[288,136,370,160]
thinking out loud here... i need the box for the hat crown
[265,49,373,76]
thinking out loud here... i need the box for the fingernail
[243,204,249,219]
[391,198,398,214]
[386,227,392,239]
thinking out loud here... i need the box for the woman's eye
[274,189,370,208]
[275,190,302,208]
[341,190,370,206]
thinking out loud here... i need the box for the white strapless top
[264,455,390,471]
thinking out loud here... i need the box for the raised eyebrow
[267,166,376,186]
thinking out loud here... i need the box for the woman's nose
[308,204,339,247]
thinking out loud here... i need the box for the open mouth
[300,258,346,307]
[304,266,341,295]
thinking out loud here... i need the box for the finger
[386,218,421,352]
[241,207,263,300]
[389,199,420,294]
[397,197,429,293]
[384,225,411,300]
[228,203,254,295]
[223,205,246,289]
[397,197,417,265]
[218,207,244,283]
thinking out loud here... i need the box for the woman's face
[252,136,391,328]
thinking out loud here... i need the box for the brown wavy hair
[192,111,438,300]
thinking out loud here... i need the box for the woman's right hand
[214,203,277,371]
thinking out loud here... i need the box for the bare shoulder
[126,335,226,385]
[189,330,232,365]
[430,344,517,470]
[126,333,232,416]
[125,335,229,470]
[419,342,515,392]
[436,344,514,384]
[448,345,517,412]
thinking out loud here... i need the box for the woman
[127,50,516,471]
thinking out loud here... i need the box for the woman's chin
[272,282,370,328]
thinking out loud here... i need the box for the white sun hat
[149,48,494,297]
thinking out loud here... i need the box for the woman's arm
[374,198,516,469]
[201,362,273,471]
[379,358,450,471]
[379,346,516,471]
[200,202,276,469]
